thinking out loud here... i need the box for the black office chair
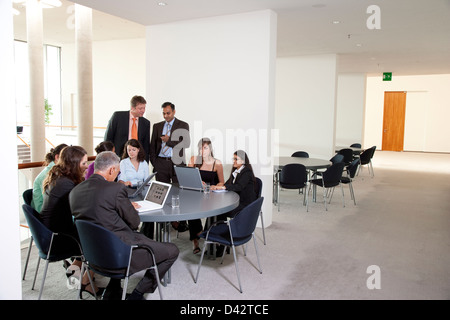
[338,148,353,165]
[195,197,264,293]
[357,146,376,177]
[277,163,308,212]
[311,154,343,180]
[75,220,164,300]
[308,162,346,211]
[22,189,34,280]
[291,151,309,158]
[255,177,266,245]
[350,143,361,148]
[330,158,360,205]
[329,153,344,164]
[22,204,82,300]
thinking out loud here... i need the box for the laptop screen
[145,181,170,205]
[173,165,204,191]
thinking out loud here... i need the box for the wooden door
[382,91,406,151]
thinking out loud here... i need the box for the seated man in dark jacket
[69,151,179,300]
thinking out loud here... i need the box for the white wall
[1,0,22,299]
[146,10,277,225]
[364,74,450,152]
[61,38,146,131]
[275,54,338,160]
[336,73,366,147]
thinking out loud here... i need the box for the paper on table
[212,189,228,193]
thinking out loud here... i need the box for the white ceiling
[13,0,450,76]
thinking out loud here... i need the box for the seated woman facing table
[118,139,149,186]
[187,137,225,254]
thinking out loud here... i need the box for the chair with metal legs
[357,146,376,177]
[22,204,82,300]
[75,220,164,300]
[22,189,34,280]
[194,197,264,293]
[308,162,346,211]
[330,158,360,205]
[277,163,308,212]
[254,177,266,245]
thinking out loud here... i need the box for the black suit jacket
[149,118,190,166]
[224,166,257,211]
[104,111,151,161]
[69,174,146,246]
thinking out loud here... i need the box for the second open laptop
[134,180,172,212]
[173,165,204,191]
[127,172,156,198]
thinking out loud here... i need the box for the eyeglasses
[232,157,241,161]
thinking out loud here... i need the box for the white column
[27,0,46,162]
[75,4,93,155]
[0,0,22,299]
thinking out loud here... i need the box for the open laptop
[174,165,204,191]
[127,172,156,198]
[134,180,172,212]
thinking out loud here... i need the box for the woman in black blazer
[40,145,102,298]
[212,150,257,219]
[211,150,257,256]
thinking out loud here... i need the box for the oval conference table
[273,156,332,204]
[138,186,239,224]
[136,185,239,285]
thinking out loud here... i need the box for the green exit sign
[383,72,392,81]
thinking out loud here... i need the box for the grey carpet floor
[20,151,450,300]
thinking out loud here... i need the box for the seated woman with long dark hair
[187,138,224,254]
[40,145,102,298]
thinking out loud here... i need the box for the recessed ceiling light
[158,2,167,6]
[356,43,362,47]
[332,20,341,24]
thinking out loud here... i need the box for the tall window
[14,40,62,127]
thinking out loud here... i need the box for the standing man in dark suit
[146,102,190,235]
[104,95,151,161]
[149,102,190,183]
[69,151,179,300]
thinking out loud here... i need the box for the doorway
[382,91,406,151]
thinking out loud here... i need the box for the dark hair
[44,143,68,165]
[229,150,257,192]
[121,139,145,162]
[95,141,115,154]
[43,145,87,191]
[194,138,214,168]
[161,101,175,111]
[130,95,146,107]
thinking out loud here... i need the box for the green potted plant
[44,99,53,124]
